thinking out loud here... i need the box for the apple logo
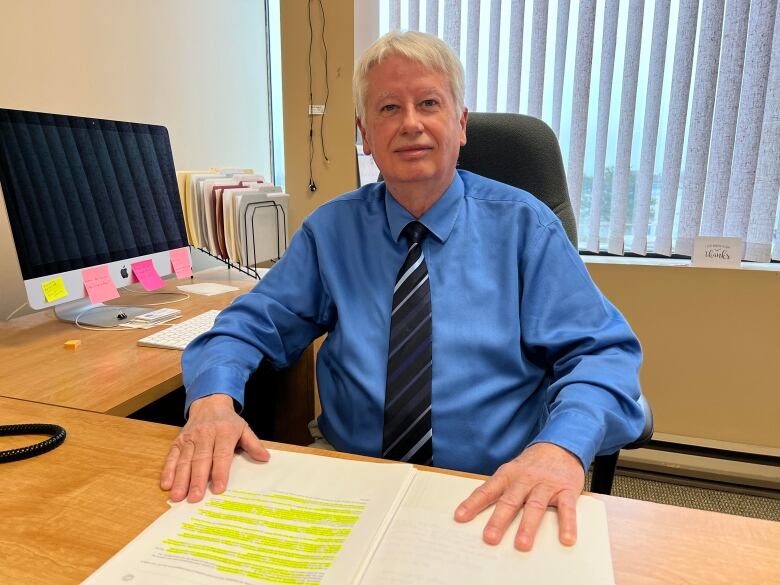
[120,266,128,278]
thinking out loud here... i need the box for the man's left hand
[454,442,585,551]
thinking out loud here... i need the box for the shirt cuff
[527,410,605,472]
[184,365,248,418]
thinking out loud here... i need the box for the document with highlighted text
[83,449,614,584]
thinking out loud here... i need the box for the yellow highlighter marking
[155,490,367,584]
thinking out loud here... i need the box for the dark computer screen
[0,108,188,281]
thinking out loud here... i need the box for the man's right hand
[160,393,270,503]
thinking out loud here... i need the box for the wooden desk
[0,272,255,415]
[2,397,778,585]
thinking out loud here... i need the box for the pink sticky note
[170,247,193,278]
[130,259,166,291]
[82,264,120,304]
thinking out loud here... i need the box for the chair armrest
[590,394,653,494]
[624,393,654,450]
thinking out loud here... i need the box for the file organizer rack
[195,198,288,281]
[243,200,288,268]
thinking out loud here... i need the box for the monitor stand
[54,298,150,327]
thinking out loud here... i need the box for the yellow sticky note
[41,277,68,303]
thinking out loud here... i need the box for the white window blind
[699,0,750,247]
[377,0,780,261]
[630,0,670,255]
[563,0,596,223]
[586,1,618,252]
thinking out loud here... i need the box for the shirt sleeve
[182,222,334,416]
[519,219,645,470]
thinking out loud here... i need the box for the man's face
[358,55,467,199]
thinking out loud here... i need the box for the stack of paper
[131,308,182,325]
[84,450,615,584]
[176,169,289,267]
[118,307,182,329]
[177,282,242,296]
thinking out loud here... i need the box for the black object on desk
[0,423,67,463]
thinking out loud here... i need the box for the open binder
[83,450,615,584]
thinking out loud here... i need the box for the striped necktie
[382,221,433,466]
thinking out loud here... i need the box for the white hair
[353,31,465,120]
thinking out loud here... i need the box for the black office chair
[458,112,654,495]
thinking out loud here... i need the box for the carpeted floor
[592,471,780,522]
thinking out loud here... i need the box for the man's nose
[400,108,424,133]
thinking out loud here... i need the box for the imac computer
[0,108,190,327]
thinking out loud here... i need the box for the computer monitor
[0,108,190,326]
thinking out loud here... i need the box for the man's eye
[381,104,398,112]
[421,99,438,107]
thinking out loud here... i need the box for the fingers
[454,473,507,523]
[209,424,268,494]
[475,483,576,551]
[482,484,530,545]
[161,403,265,503]
[185,432,217,502]
[209,431,237,494]
[554,489,579,547]
[160,443,180,491]
[239,424,271,463]
[168,437,196,502]
[514,485,555,551]
[454,443,585,552]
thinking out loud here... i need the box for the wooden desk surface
[0,271,256,415]
[2,397,778,585]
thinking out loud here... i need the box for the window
[269,0,286,189]
[367,0,780,261]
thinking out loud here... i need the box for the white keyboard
[136,310,220,350]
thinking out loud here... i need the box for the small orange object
[63,339,81,350]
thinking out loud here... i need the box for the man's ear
[357,117,372,155]
[459,108,469,147]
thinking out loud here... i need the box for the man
[161,31,644,552]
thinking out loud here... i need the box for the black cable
[307,0,316,192]
[0,424,67,463]
[318,0,330,164]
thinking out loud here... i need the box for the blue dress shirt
[183,170,645,476]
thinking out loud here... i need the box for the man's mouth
[395,145,432,156]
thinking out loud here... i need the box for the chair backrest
[460,113,655,495]
[457,112,578,247]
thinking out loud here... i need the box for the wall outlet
[308,104,326,115]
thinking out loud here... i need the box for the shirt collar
[384,171,464,243]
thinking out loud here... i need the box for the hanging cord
[119,287,190,306]
[70,305,132,331]
[307,0,317,192]
[50,289,190,331]
[6,301,28,320]
[318,0,330,164]
[306,0,331,192]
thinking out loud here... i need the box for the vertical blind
[380,0,780,261]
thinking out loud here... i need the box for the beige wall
[588,263,780,451]
[279,0,356,415]
[0,0,272,318]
